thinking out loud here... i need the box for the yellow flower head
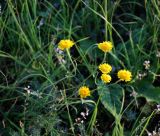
[98,63,112,74]
[78,86,91,99]
[98,41,113,52]
[101,74,112,83]
[117,69,132,82]
[58,39,74,50]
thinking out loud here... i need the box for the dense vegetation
[0,0,160,135]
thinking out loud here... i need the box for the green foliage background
[0,0,160,135]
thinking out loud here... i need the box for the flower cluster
[143,60,150,70]
[97,41,113,84]
[98,63,112,84]
[57,39,132,98]
[97,41,132,83]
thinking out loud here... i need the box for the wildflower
[80,112,86,119]
[58,39,74,50]
[55,47,64,55]
[130,90,137,97]
[143,60,150,70]
[19,120,24,128]
[99,63,112,74]
[57,55,66,64]
[54,47,66,64]
[101,74,111,83]
[156,51,160,58]
[37,18,44,29]
[78,86,91,99]
[146,130,160,136]
[75,117,81,122]
[98,41,113,52]
[137,72,147,80]
[75,118,84,124]
[117,69,132,82]
[85,107,89,116]
[24,86,31,94]
[0,4,1,14]
[157,104,160,111]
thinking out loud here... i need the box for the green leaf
[135,80,160,103]
[79,40,102,59]
[98,84,124,117]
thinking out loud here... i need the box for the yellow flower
[98,41,113,52]
[101,74,111,83]
[58,39,74,50]
[98,63,112,74]
[117,69,132,82]
[78,86,91,99]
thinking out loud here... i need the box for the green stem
[63,89,76,136]
[87,97,100,135]
[102,52,107,63]
[139,110,156,136]
[66,49,76,74]
[104,0,108,40]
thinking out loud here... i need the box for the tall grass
[0,0,160,135]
